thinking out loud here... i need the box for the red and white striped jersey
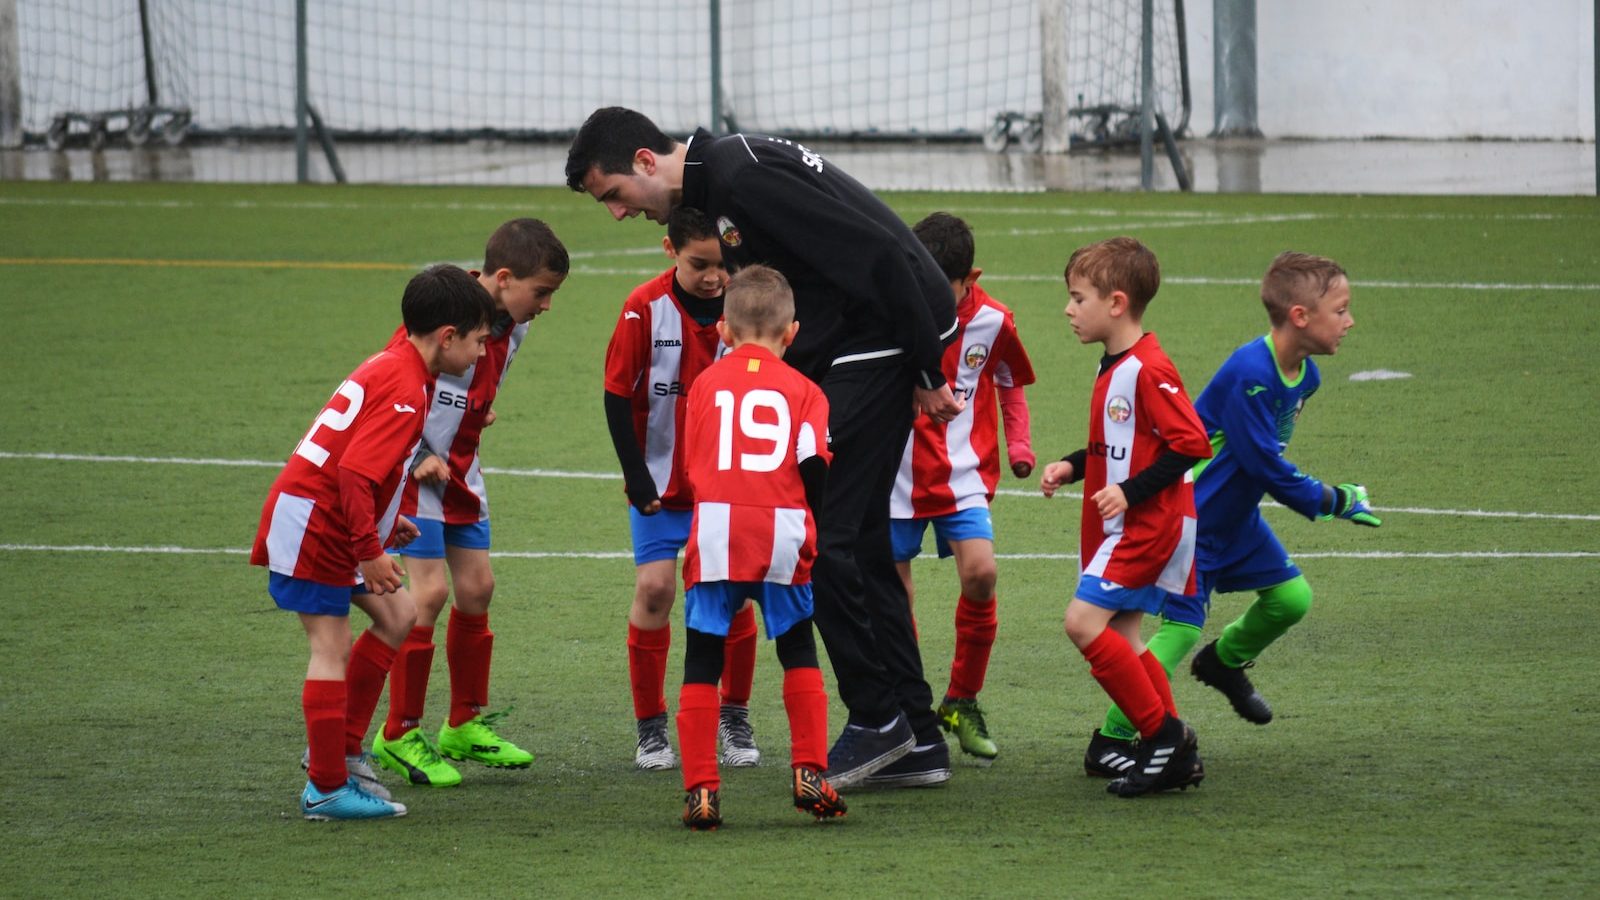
[682,344,831,589]
[251,342,431,586]
[391,315,528,525]
[892,283,1035,518]
[603,268,728,510]
[1078,333,1212,594]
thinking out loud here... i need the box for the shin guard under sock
[447,607,493,727]
[304,678,348,792]
[344,630,397,755]
[384,625,435,740]
[676,682,720,792]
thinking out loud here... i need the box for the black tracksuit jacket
[678,129,958,386]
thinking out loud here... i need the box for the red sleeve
[603,291,653,398]
[338,467,383,560]
[998,385,1034,469]
[340,361,426,484]
[1138,361,1212,459]
[991,310,1036,388]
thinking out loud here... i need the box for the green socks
[1216,575,1313,668]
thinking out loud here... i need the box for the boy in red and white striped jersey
[1038,237,1213,798]
[372,220,568,788]
[603,208,762,772]
[675,264,844,830]
[888,212,1036,771]
[251,265,495,820]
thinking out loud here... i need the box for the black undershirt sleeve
[603,391,661,511]
[1060,449,1088,483]
[799,456,829,517]
[1119,450,1202,508]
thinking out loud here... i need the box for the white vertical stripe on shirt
[1101,354,1143,535]
[266,492,315,576]
[889,433,916,518]
[1155,514,1198,594]
[646,295,684,495]
[765,507,807,583]
[696,501,731,582]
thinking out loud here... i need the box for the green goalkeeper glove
[1330,483,1382,527]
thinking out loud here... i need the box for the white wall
[1185,0,1596,140]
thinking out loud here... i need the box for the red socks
[303,679,347,792]
[628,623,671,720]
[384,625,435,740]
[947,595,998,700]
[1081,629,1165,738]
[676,682,720,791]
[782,666,829,771]
[344,630,398,755]
[447,607,493,727]
[720,605,758,707]
[1141,648,1177,718]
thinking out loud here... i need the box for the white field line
[1,543,1592,562]
[978,273,1600,292]
[5,451,1596,523]
[5,195,1594,224]
[1002,212,1327,237]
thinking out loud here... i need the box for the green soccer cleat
[937,697,999,761]
[373,727,463,787]
[438,709,534,768]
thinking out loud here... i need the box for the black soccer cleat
[682,786,722,831]
[1191,640,1273,725]
[1107,715,1197,798]
[1083,729,1139,778]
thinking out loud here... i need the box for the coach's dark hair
[666,206,719,249]
[485,218,569,279]
[565,107,676,192]
[402,264,497,337]
[912,212,975,282]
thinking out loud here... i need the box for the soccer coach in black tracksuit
[567,107,963,788]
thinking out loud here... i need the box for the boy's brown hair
[1064,236,1161,317]
[724,265,795,340]
[484,218,570,279]
[1261,251,1347,326]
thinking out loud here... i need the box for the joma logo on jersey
[653,339,682,348]
[652,381,686,396]
[436,389,489,413]
[1088,441,1128,461]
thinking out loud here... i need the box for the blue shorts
[1163,521,1302,628]
[394,517,492,559]
[269,572,369,617]
[685,581,813,639]
[891,506,994,562]
[630,506,693,565]
[1074,573,1168,616]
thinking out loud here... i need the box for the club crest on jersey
[717,216,742,247]
[1106,395,1132,423]
[964,343,989,369]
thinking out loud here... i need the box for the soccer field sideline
[3,449,1596,524]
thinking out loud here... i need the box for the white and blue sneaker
[300,777,408,821]
[301,748,392,801]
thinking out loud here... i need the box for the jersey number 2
[294,380,365,467]
[713,388,790,473]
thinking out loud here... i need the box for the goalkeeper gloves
[1326,482,1382,527]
